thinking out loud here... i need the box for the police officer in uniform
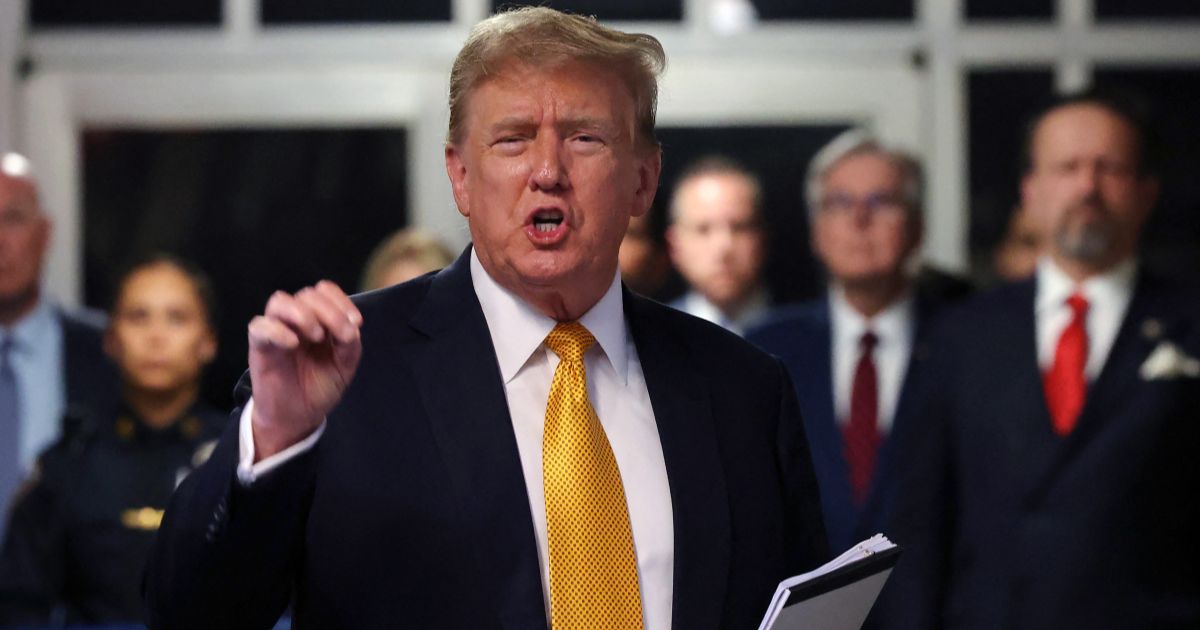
[0,255,224,626]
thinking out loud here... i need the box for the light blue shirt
[4,299,66,473]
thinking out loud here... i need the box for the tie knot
[545,322,596,363]
[1066,293,1089,317]
[860,330,878,353]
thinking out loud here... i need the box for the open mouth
[532,209,565,233]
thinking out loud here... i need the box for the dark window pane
[262,0,450,24]
[967,69,1055,282]
[83,128,408,409]
[31,0,220,27]
[492,0,681,21]
[750,0,912,21]
[965,0,1052,20]
[1096,0,1200,20]
[1092,68,1200,284]
[653,125,849,305]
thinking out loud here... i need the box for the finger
[297,286,358,345]
[315,280,363,327]
[263,291,325,343]
[248,315,301,352]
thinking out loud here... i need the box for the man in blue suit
[748,131,945,556]
[144,8,828,630]
[0,155,118,530]
[889,90,1200,629]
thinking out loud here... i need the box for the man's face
[0,174,50,311]
[666,172,764,311]
[811,152,920,287]
[1021,103,1157,271]
[106,263,215,395]
[445,60,660,311]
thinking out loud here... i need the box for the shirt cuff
[236,397,326,486]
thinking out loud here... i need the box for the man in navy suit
[747,131,944,556]
[0,155,118,528]
[144,8,828,630]
[889,90,1200,629]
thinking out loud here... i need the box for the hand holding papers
[758,534,900,630]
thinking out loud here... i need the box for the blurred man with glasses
[748,131,944,571]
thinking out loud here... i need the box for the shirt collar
[682,287,769,330]
[470,249,629,385]
[4,299,57,353]
[829,284,916,348]
[1035,256,1137,315]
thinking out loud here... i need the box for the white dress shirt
[677,287,769,337]
[828,286,915,434]
[1035,256,1136,379]
[238,250,675,629]
[4,299,66,472]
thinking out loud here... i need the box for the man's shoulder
[743,299,827,352]
[56,305,107,340]
[629,292,783,376]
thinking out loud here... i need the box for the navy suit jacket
[59,309,120,425]
[745,296,942,554]
[144,250,829,630]
[888,273,1200,630]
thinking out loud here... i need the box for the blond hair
[447,7,666,150]
[360,229,455,291]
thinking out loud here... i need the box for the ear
[198,331,217,365]
[445,144,470,219]
[664,223,680,264]
[632,148,662,219]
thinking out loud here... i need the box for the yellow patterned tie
[543,322,644,630]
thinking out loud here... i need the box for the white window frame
[9,0,1200,305]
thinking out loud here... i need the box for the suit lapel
[1028,275,1167,498]
[626,293,730,630]
[406,253,547,630]
[984,280,1070,502]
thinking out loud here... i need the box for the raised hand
[247,280,363,460]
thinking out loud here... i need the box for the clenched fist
[247,280,363,460]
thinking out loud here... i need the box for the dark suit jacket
[58,309,120,426]
[144,250,829,630]
[746,294,943,555]
[888,272,1200,630]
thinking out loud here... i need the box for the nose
[1076,162,1101,196]
[529,135,568,192]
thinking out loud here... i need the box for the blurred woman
[0,255,223,626]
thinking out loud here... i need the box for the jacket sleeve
[143,379,318,630]
[774,359,831,573]
[0,458,67,627]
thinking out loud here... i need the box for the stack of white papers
[756,534,900,630]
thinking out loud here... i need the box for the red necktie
[844,331,879,505]
[1044,293,1089,435]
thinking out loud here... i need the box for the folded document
[757,534,901,630]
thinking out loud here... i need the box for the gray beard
[1054,218,1112,263]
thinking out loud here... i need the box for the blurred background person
[0,254,223,627]
[748,130,948,563]
[618,209,674,300]
[666,155,769,335]
[890,89,1200,630]
[0,154,117,535]
[359,228,454,292]
[992,203,1044,282]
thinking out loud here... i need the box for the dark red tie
[1044,293,1089,435]
[845,331,879,505]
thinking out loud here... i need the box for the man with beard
[886,90,1200,629]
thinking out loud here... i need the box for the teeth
[535,222,556,233]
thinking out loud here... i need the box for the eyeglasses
[818,192,908,218]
